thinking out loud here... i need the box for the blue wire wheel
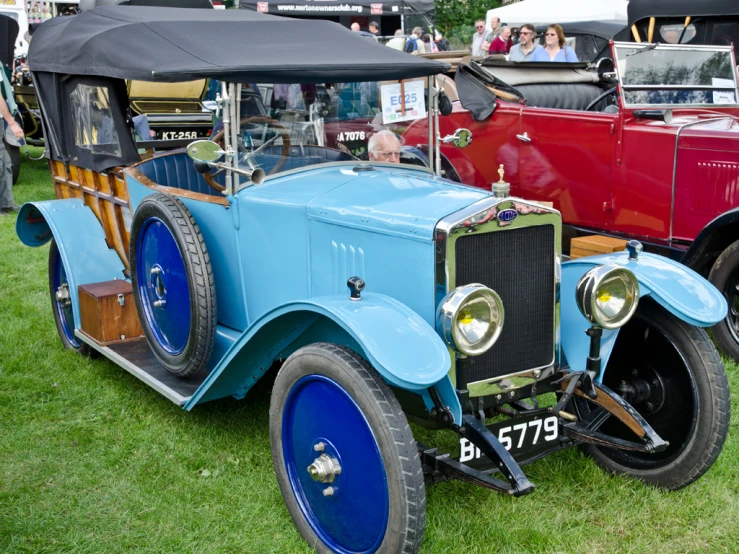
[130,194,216,377]
[270,344,426,554]
[48,239,88,354]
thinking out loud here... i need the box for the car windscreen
[222,80,432,187]
[615,43,739,107]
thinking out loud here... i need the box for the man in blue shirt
[508,24,542,62]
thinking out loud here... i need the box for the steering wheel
[205,116,292,189]
[585,87,618,112]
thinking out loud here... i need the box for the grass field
[1,149,738,553]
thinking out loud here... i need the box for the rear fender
[681,207,739,274]
[16,200,126,328]
[184,293,461,423]
[561,252,726,381]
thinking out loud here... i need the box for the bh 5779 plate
[459,410,561,471]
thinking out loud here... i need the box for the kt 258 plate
[459,409,565,471]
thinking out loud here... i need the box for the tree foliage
[435,0,501,48]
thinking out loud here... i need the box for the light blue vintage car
[17,6,730,554]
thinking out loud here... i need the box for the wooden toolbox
[570,235,627,259]
[78,280,144,345]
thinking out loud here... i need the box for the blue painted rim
[282,375,389,554]
[52,247,82,348]
[135,217,191,355]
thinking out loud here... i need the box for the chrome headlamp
[576,265,639,329]
[436,284,504,356]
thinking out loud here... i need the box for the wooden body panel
[51,160,133,270]
[79,280,143,344]
[570,235,627,259]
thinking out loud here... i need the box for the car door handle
[516,132,532,143]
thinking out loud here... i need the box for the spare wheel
[130,193,216,377]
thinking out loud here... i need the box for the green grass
[1,149,739,553]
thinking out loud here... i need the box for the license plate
[459,412,559,469]
[161,130,198,140]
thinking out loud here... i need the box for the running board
[75,331,205,406]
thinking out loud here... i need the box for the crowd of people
[350,18,577,63]
[472,18,579,62]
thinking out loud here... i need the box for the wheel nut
[314,442,325,452]
[645,402,655,412]
[323,486,335,497]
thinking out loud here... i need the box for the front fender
[16,200,126,328]
[561,252,726,380]
[185,292,454,410]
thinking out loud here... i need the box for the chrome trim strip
[434,195,562,389]
[75,331,190,406]
[669,117,733,242]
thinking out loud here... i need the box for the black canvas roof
[535,20,626,41]
[0,13,19,68]
[628,0,738,25]
[28,6,449,83]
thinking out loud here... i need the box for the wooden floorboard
[108,339,209,397]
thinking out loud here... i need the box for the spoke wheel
[270,343,425,554]
[48,239,91,355]
[709,239,739,361]
[130,194,216,377]
[576,300,730,489]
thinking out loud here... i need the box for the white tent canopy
[486,0,628,29]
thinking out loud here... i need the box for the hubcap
[725,270,739,343]
[52,249,82,348]
[135,218,191,355]
[282,375,389,553]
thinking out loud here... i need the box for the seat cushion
[136,151,225,195]
[517,83,607,111]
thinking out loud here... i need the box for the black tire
[48,240,93,356]
[708,239,739,361]
[579,300,730,490]
[270,343,426,554]
[129,193,216,377]
[4,140,20,185]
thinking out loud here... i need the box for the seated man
[368,130,401,163]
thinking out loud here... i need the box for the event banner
[240,0,433,18]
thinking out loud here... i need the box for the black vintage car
[627,0,739,46]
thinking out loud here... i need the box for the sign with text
[380,80,425,124]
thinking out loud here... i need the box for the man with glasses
[368,130,402,163]
[509,24,541,61]
[471,19,490,57]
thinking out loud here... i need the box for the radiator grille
[455,225,555,383]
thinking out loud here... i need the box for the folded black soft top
[28,6,450,83]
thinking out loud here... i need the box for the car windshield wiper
[626,43,658,57]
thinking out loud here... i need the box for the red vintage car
[404,41,739,359]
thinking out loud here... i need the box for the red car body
[404,41,739,358]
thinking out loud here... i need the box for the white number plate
[459,415,559,463]
[161,131,198,140]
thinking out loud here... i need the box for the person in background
[471,20,490,56]
[488,26,512,55]
[489,17,502,40]
[386,29,406,51]
[531,24,579,62]
[404,27,426,54]
[434,31,451,51]
[508,23,541,61]
[368,130,402,163]
[369,21,379,36]
[0,76,23,215]
[351,22,360,32]
[423,33,439,53]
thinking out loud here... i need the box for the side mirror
[596,57,616,80]
[186,139,223,163]
[438,91,453,116]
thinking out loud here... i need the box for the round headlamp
[436,284,504,356]
[576,265,639,329]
